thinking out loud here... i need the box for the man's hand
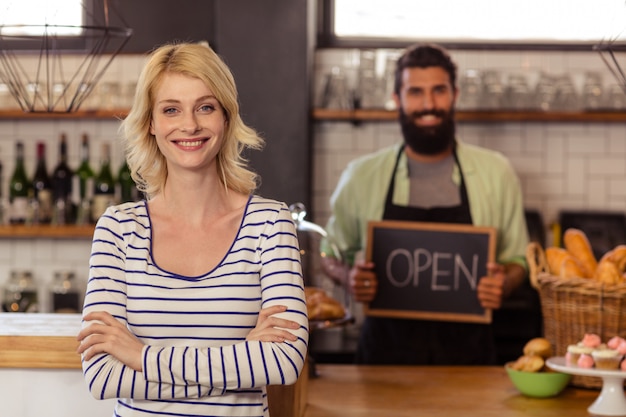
[477,262,527,309]
[477,262,507,310]
[349,259,378,303]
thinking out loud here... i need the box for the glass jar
[2,270,39,313]
[51,271,80,314]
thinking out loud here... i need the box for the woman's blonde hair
[120,42,264,198]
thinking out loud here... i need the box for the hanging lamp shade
[0,0,132,113]
[596,38,626,97]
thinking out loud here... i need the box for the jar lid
[54,271,75,280]
[10,270,33,279]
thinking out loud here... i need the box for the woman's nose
[180,114,200,133]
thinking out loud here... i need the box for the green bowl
[505,363,572,398]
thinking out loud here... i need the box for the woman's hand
[246,305,300,343]
[349,259,377,303]
[76,311,145,372]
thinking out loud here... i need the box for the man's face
[393,66,458,156]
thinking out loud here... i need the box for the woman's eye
[163,107,178,114]
[199,104,215,112]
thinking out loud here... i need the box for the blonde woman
[77,42,308,417]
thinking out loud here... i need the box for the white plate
[547,356,626,378]
[547,357,626,417]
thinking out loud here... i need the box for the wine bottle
[51,133,74,225]
[32,141,53,224]
[9,141,30,224]
[74,133,94,224]
[117,160,139,203]
[91,142,116,222]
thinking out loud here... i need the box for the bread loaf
[305,287,346,320]
[594,247,626,285]
[563,228,597,278]
[545,247,585,279]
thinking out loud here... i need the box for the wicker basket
[526,242,626,389]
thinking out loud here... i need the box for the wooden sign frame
[365,220,496,324]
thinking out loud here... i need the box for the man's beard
[399,108,456,155]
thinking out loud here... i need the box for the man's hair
[394,43,458,95]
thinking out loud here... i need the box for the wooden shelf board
[312,108,626,123]
[0,109,128,120]
[0,225,95,239]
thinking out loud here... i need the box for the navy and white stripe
[81,195,309,417]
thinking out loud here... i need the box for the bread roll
[523,337,553,359]
[510,354,545,372]
[545,247,585,279]
[563,228,597,278]
[305,287,346,320]
[606,245,626,272]
[594,252,624,285]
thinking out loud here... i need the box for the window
[0,0,83,36]
[324,0,626,49]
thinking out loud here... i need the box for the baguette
[545,246,585,279]
[594,247,626,285]
[594,255,622,285]
[563,228,597,278]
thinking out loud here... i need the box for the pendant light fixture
[0,0,132,113]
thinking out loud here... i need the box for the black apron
[355,146,496,365]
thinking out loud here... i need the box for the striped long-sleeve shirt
[81,195,309,417]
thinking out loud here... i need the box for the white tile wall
[4,48,626,311]
[312,48,626,247]
[0,54,146,311]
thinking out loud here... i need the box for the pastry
[594,247,626,285]
[510,354,545,372]
[566,343,593,366]
[304,287,346,320]
[594,252,624,285]
[608,336,626,350]
[606,245,626,272]
[563,228,597,278]
[577,353,595,368]
[523,337,553,359]
[581,333,602,348]
[592,349,622,370]
[545,247,585,279]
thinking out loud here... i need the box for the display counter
[0,313,306,417]
[304,364,602,417]
[0,313,114,417]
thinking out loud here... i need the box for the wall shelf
[0,225,95,239]
[312,108,626,123]
[0,109,129,120]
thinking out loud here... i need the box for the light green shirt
[324,141,529,269]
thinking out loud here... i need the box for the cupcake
[592,349,622,370]
[581,333,602,348]
[608,336,626,350]
[578,353,595,368]
[566,343,594,366]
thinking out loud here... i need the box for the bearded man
[323,44,529,365]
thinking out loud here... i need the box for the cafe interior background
[3,0,626,365]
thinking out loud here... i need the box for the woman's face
[150,72,227,175]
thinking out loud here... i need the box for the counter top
[304,364,601,417]
[0,313,81,369]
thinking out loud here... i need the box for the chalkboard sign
[365,220,496,324]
